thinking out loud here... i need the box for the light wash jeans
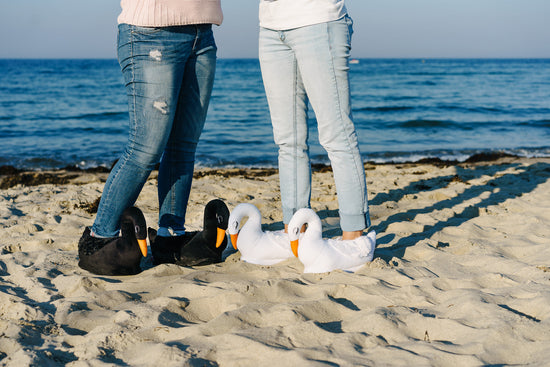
[259,16,370,232]
[92,24,217,237]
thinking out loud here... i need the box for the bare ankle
[342,230,363,241]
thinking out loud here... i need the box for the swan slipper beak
[216,227,226,248]
[138,239,148,257]
[291,239,299,257]
[230,234,238,250]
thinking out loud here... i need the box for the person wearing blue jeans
[79,1,223,252]
[259,0,370,240]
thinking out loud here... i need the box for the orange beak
[291,239,299,257]
[138,239,148,257]
[216,228,226,248]
[230,234,238,250]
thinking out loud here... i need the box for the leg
[288,16,370,236]
[158,25,217,232]
[259,27,311,225]
[91,24,191,237]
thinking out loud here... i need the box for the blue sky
[1,0,549,59]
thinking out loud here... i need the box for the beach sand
[1,157,550,366]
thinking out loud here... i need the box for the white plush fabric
[228,203,295,266]
[288,208,376,273]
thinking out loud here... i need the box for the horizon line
[2,56,550,60]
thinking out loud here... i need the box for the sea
[1,58,549,170]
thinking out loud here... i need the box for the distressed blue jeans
[259,16,370,232]
[92,23,217,237]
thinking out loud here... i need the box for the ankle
[90,229,114,239]
[342,230,363,241]
[157,227,186,237]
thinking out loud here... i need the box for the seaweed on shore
[193,168,278,179]
[367,151,519,168]
[0,165,22,176]
[0,151,522,190]
[74,197,101,214]
[0,165,110,189]
[0,172,80,189]
[61,165,111,174]
[464,152,517,163]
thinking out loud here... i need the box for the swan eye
[216,214,223,224]
[233,221,239,230]
[134,225,140,234]
[293,227,299,236]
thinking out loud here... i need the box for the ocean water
[1,58,549,170]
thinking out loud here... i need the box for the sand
[1,157,550,366]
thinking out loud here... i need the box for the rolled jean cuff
[340,211,370,232]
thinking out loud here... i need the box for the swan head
[227,203,261,250]
[204,199,230,249]
[287,208,320,257]
[121,206,148,257]
[228,217,240,250]
[228,207,242,249]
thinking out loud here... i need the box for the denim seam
[325,20,367,224]
[169,139,176,227]
[292,54,299,215]
[192,25,199,52]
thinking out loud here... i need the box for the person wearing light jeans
[259,0,370,240]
